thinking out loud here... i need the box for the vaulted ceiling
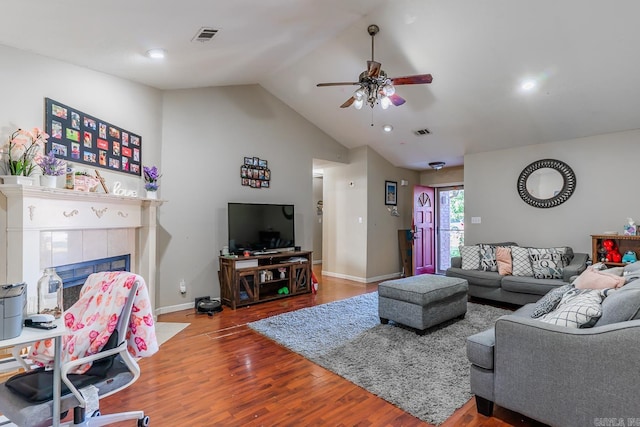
[2,0,640,170]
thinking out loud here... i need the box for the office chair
[0,272,157,426]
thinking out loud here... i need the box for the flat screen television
[228,203,295,254]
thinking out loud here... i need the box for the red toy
[602,239,622,263]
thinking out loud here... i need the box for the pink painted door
[413,185,435,275]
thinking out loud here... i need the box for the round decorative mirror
[517,159,576,208]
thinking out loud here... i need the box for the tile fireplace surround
[0,185,162,315]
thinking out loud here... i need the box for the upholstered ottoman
[378,275,468,334]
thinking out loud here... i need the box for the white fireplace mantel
[0,184,162,314]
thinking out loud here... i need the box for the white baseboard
[156,297,224,315]
[321,270,401,283]
[313,259,322,265]
[155,301,194,315]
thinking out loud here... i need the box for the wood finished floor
[92,266,547,426]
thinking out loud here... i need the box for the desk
[0,318,65,427]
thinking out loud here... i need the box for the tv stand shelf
[219,251,312,309]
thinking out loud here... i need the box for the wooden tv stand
[219,251,313,309]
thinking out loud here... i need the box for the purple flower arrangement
[143,165,161,191]
[37,151,66,176]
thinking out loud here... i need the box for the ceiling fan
[316,24,433,109]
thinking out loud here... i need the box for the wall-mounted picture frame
[44,98,142,176]
[240,156,271,189]
[385,180,398,206]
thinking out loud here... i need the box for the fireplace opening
[52,255,131,310]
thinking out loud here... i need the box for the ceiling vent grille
[192,27,219,43]
[413,128,431,136]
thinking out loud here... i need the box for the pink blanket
[29,272,158,373]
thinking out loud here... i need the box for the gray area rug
[248,292,510,425]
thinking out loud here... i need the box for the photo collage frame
[240,156,271,189]
[44,98,142,176]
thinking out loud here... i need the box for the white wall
[464,129,640,255]
[0,44,162,194]
[0,44,351,313]
[159,85,348,310]
[322,146,418,282]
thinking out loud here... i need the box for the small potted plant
[0,128,48,185]
[37,151,66,188]
[143,165,161,199]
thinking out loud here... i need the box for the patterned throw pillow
[479,244,497,272]
[528,248,566,279]
[511,246,533,277]
[539,288,605,328]
[460,246,481,270]
[531,284,574,318]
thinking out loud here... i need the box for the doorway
[436,187,464,274]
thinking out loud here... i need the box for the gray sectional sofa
[466,278,640,427]
[446,242,588,305]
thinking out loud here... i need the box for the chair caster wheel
[91,410,101,417]
[138,415,150,426]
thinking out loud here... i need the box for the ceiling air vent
[192,27,219,43]
[413,128,431,136]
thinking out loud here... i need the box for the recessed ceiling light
[521,80,536,91]
[382,124,393,132]
[146,49,166,59]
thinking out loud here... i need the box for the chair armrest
[451,257,462,268]
[562,252,588,282]
[493,315,640,426]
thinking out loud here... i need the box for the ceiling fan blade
[367,61,381,77]
[391,73,433,85]
[317,82,360,87]
[388,94,406,106]
[340,97,356,108]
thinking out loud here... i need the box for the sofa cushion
[501,275,564,296]
[460,245,481,270]
[573,266,625,290]
[446,268,502,289]
[539,288,605,328]
[528,248,566,279]
[496,246,512,276]
[594,281,640,326]
[511,246,533,277]
[479,244,498,272]
[530,284,574,318]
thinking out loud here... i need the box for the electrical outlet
[179,279,186,294]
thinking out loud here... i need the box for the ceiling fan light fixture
[429,161,446,170]
[381,84,395,96]
[354,98,364,109]
[380,96,391,109]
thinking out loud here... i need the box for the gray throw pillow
[594,281,640,326]
[531,284,574,318]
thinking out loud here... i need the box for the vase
[145,190,157,199]
[0,175,38,186]
[37,267,64,319]
[40,175,57,188]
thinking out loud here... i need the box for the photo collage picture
[240,156,271,189]
[44,98,142,176]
